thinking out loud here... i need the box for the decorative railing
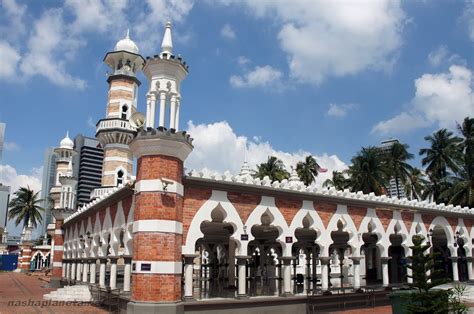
[90,186,117,200]
[96,118,135,133]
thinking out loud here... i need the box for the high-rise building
[40,148,57,234]
[379,139,406,199]
[0,123,5,160]
[73,135,104,206]
[0,184,10,241]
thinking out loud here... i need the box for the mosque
[16,22,474,313]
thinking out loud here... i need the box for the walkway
[0,272,106,314]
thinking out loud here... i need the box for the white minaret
[50,132,77,209]
[143,21,189,130]
[97,30,145,187]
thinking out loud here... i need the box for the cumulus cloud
[372,65,474,135]
[220,23,236,39]
[185,120,347,186]
[462,0,474,42]
[218,0,406,84]
[0,165,42,195]
[230,65,283,88]
[237,56,250,67]
[0,40,20,79]
[326,103,357,118]
[427,45,464,67]
[4,142,20,152]
[0,0,27,40]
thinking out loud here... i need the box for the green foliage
[296,155,320,186]
[254,156,290,182]
[323,170,348,191]
[8,186,45,229]
[347,146,388,195]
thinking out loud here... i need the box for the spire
[239,145,251,176]
[289,166,300,183]
[161,21,173,54]
[126,28,130,39]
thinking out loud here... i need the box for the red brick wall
[422,214,437,232]
[227,191,261,223]
[447,217,457,232]
[132,274,181,301]
[136,155,183,182]
[401,212,414,232]
[376,209,393,232]
[348,206,367,230]
[122,195,133,223]
[314,202,337,228]
[276,198,302,226]
[182,187,212,243]
[464,219,473,235]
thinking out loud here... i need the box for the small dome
[60,131,74,149]
[114,29,139,54]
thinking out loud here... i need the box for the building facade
[379,139,407,199]
[40,147,57,234]
[26,22,474,314]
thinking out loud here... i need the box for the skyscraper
[379,139,406,199]
[73,135,104,206]
[40,148,57,234]
[0,123,5,160]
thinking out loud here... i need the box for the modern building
[73,135,103,206]
[20,21,474,314]
[0,184,10,237]
[40,148,57,235]
[0,123,5,160]
[379,138,406,199]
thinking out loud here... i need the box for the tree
[323,171,348,191]
[404,168,429,201]
[382,142,414,198]
[8,186,45,229]
[441,159,474,207]
[296,155,320,186]
[254,156,289,182]
[347,146,388,195]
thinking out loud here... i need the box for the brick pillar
[51,218,65,287]
[128,129,193,314]
[18,242,32,271]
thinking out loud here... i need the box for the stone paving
[0,272,106,314]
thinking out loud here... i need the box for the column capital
[350,257,364,264]
[183,254,198,263]
[319,257,331,265]
[280,256,295,265]
[449,256,459,262]
[130,129,193,161]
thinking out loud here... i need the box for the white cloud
[0,40,20,79]
[237,56,250,66]
[86,116,96,130]
[220,23,236,39]
[19,9,86,89]
[372,65,474,135]
[326,103,357,118]
[4,142,20,152]
[462,0,474,42]
[230,65,283,88]
[0,0,27,40]
[218,0,406,84]
[185,120,347,186]
[427,45,464,67]
[0,165,42,195]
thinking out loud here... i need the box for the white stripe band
[110,86,134,92]
[55,230,64,235]
[133,220,183,234]
[135,179,184,196]
[54,245,64,251]
[132,261,182,274]
[53,262,63,267]
[103,157,133,164]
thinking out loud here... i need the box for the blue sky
[0,0,473,216]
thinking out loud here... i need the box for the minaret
[97,30,145,187]
[128,22,193,313]
[142,21,189,130]
[50,132,77,209]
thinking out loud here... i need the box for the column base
[183,296,195,302]
[236,294,249,299]
[281,292,293,297]
[127,301,184,314]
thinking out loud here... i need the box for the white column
[71,262,76,281]
[467,257,473,280]
[381,257,390,287]
[175,99,180,131]
[99,259,106,287]
[236,256,249,298]
[320,257,330,291]
[90,260,96,284]
[62,263,66,278]
[66,262,71,280]
[149,93,157,128]
[76,261,82,281]
[406,248,413,284]
[228,241,236,287]
[159,92,166,127]
[281,257,293,296]
[82,261,89,282]
[109,258,117,289]
[123,257,132,292]
[169,95,177,129]
[451,257,459,282]
[146,97,152,127]
[183,255,197,299]
[351,257,363,290]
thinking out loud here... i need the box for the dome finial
[126,28,130,39]
[60,131,74,149]
[161,21,173,54]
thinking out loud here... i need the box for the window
[121,105,128,120]
[117,170,124,186]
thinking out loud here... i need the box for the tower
[96,30,145,187]
[128,22,192,314]
[50,133,77,209]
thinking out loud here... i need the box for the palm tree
[347,146,388,195]
[296,155,320,186]
[8,186,45,229]
[404,168,429,200]
[254,156,290,182]
[323,171,348,191]
[441,159,474,207]
[383,142,414,198]
[419,129,462,202]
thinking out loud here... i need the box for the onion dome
[114,29,139,54]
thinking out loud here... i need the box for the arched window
[116,170,124,186]
[121,105,128,119]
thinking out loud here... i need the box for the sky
[0,0,473,235]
